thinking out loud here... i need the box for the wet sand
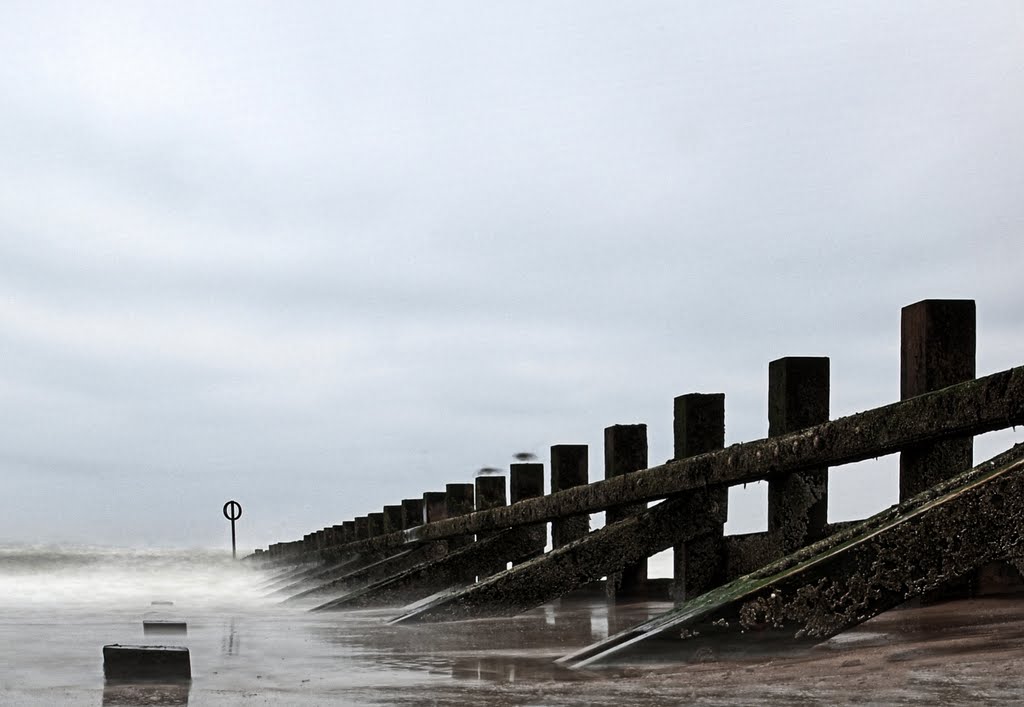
[4,584,1024,705]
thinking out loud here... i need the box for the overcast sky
[1,2,1022,552]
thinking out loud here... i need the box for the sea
[2,544,1022,706]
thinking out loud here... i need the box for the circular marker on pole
[223,500,242,559]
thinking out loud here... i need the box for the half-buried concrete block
[142,621,187,636]
[103,644,191,681]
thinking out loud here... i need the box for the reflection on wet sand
[305,599,678,686]
[221,618,240,656]
[451,655,587,683]
[102,682,190,706]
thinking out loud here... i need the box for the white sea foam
[0,544,268,610]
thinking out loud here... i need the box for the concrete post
[900,299,976,500]
[342,521,355,543]
[354,517,370,541]
[672,393,726,602]
[510,463,546,565]
[768,357,831,554]
[550,445,589,549]
[401,499,424,529]
[367,512,385,538]
[383,505,404,534]
[605,424,648,602]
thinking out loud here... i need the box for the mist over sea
[0,544,264,610]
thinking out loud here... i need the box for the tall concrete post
[605,424,648,602]
[550,445,589,549]
[672,393,726,602]
[401,499,424,529]
[510,463,546,565]
[341,521,355,543]
[900,300,976,500]
[367,512,385,538]
[767,357,830,554]
[475,476,508,577]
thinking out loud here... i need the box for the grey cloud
[0,2,1022,547]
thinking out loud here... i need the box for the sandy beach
[2,546,1024,705]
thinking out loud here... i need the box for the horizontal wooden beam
[314,365,1024,556]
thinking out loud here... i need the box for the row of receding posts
[267,298,979,605]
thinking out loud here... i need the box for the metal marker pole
[223,500,242,559]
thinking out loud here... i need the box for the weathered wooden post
[672,393,726,602]
[354,516,370,541]
[768,357,831,554]
[401,498,424,529]
[383,505,404,534]
[510,463,546,565]
[423,492,447,524]
[900,299,976,500]
[475,476,508,577]
[550,445,589,549]
[475,476,507,514]
[900,299,978,596]
[445,484,476,552]
[321,527,335,550]
[444,483,477,582]
[605,424,648,602]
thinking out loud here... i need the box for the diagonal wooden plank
[311,526,545,612]
[282,543,447,604]
[558,444,1024,669]
[388,489,728,624]
[264,555,366,596]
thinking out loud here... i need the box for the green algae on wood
[558,443,1024,669]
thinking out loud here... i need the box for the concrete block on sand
[103,644,191,681]
[143,621,187,636]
